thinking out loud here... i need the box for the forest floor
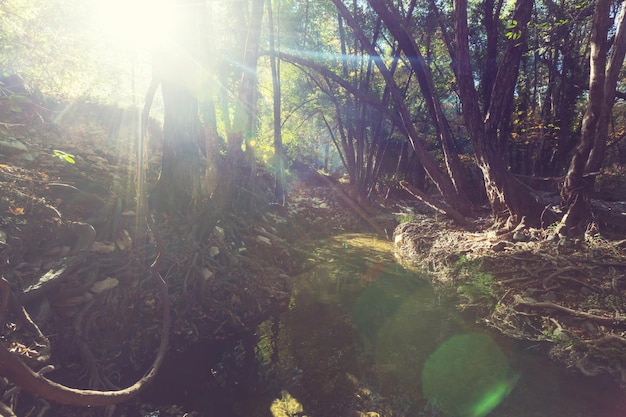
[0,101,626,417]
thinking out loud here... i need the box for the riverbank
[393,214,626,389]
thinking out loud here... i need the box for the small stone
[209,246,220,257]
[512,231,528,242]
[202,268,214,280]
[213,226,225,242]
[582,320,599,335]
[0,137,30,157]
[256,235,272,246]
[90,277,119,293]
[70,222,96,252]
[116,229,132,251]
[90,242,116,253]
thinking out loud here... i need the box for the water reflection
[268,234,626,417]
[272,234,466,416]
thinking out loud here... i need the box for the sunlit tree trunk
[215,0,264,215]
[153,0,207,214]
[559,0,626,235]
[367,0,479,208]
[268,0,285,204]
[453,0,544,229]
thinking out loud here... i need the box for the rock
[90,277,119,293]
[512,231,528,242]
[69,222,96,252]
[0,137,32,160]
[202,268,214,280]
[213,226,225,242]
[582,320,599,335]
[209,246,220,257]
[257,235,272,246]
[0,229,6,245]
[492,241,511,252]
[90,241,116,253]
[116,229,132,250]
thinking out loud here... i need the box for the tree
[452,0,547,229]
[558,0,626,235]
[367,0,479,208]
[327,0,474,227]
[268,0,286,204]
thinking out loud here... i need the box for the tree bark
[559,0,626,234]
[454,0,543,228]
[152,0,207,214]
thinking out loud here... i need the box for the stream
[141,233,626,417]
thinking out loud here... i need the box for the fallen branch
[399,180,474,230]
[513,295,626,326]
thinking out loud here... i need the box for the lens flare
[422,333,518,417]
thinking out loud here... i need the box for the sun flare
[91,0,174,50]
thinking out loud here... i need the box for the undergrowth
[454,255,497,307]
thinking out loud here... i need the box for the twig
[0,401,17,417]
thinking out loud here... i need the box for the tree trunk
[367,0,479,208]
[559,0,626,234]
[157,79,204,212]
[152,0,207,214]
[268,0,285,205]
[331,0,473,221]
[453,0,543,228]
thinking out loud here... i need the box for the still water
[142,233,626,417]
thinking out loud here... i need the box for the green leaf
[53,150,75,164]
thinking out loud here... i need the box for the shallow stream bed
[141,233,626,417]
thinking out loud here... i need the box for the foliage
[454,256,497,306]
[52,149,75,164]
[0,0,150,102]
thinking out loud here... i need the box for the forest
[0,0,626,416]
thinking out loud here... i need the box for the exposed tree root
[0,237,171,410]
[512,295,626,326]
